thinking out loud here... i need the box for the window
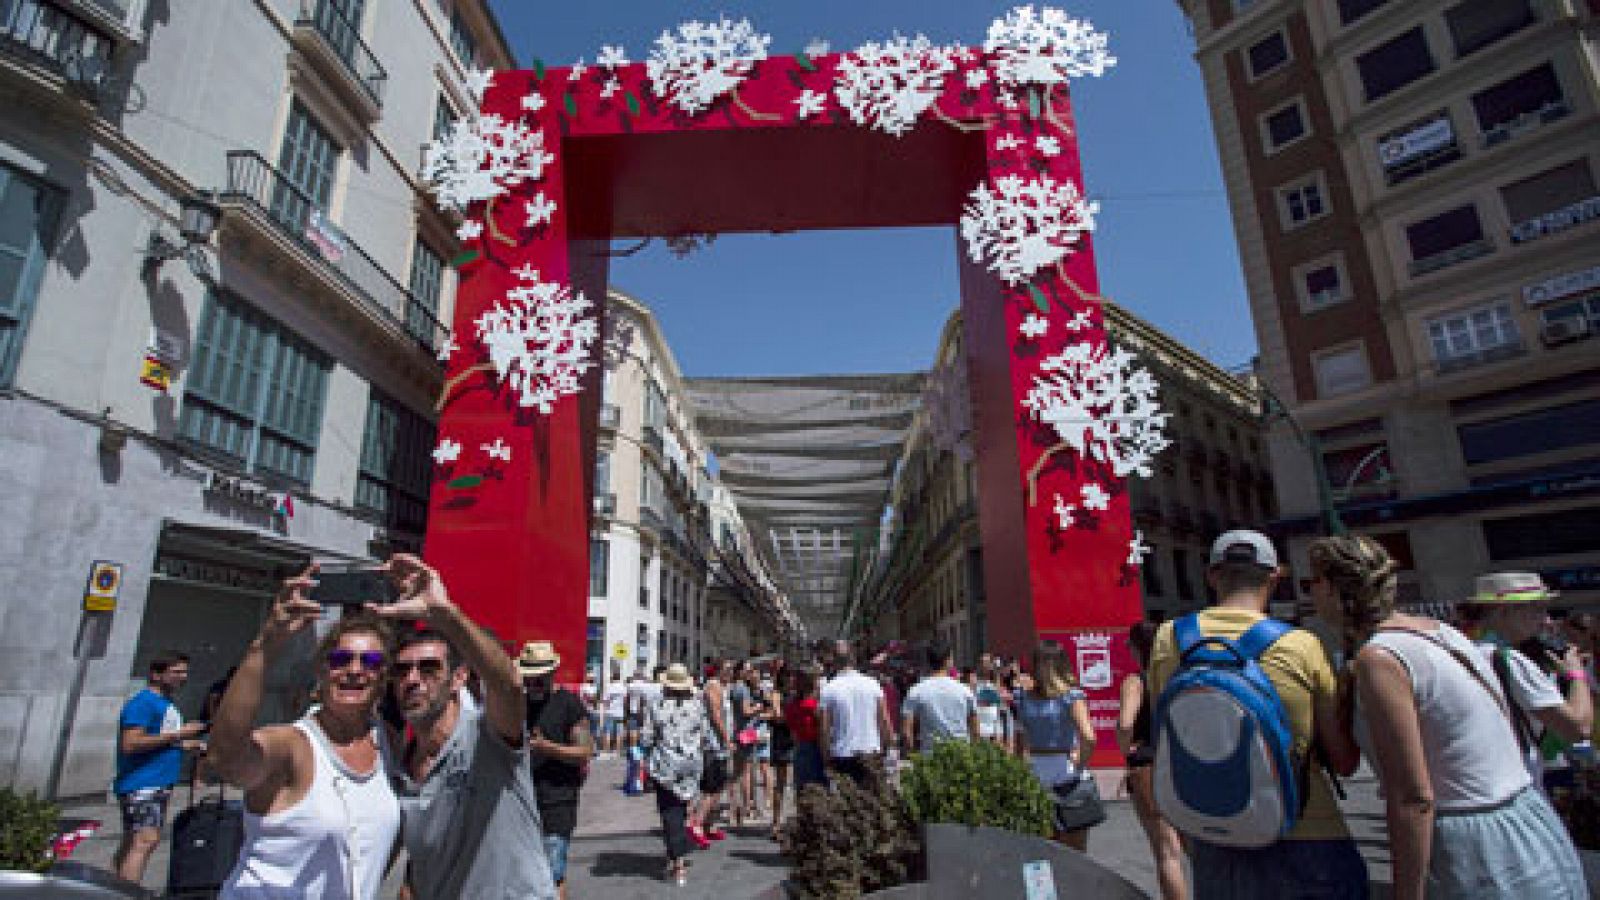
[432,94,458,142]
[1458,397,1600,465]
[1322,441,1396,501]
[0,164,62,386]
[595,449,611,496]
[589,539,608,595]
[1405,205,1489,275]
[272,102,341,233]
[356,389,435,534]
[1446,0,1533,58]
[1261,101,1307,152]
[1298,259,1346,311]
[1483,506,1600,560]
[1378,111,1461,185]
[658,570,668,614]
[1356,28,1434,103]
[1472,64,1565,137]
[1312,344,1372,397]
[1246,31,1289,79]
[1278,174,1327,229]
[1337,0,1388,26]
[180,292,331,486]
[639,555,650,608]
[1502,159,1598,240]
[1540,295,1600,333]
[448,9,477,66]
[1427,303,1521,371]
[407,239,444,344]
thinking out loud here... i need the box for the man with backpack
[1148,530,1365,899]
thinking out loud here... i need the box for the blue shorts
[542,833,570,884]
[1190,837,1367,900]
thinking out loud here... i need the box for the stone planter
[0,862,151,898]
[876,823,1147,899]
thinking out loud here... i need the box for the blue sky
[485,1,1255,376]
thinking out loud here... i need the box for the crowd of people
[106,531,1600,899]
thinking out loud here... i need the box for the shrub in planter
[778,761,919,900]
[0,788,59,873]
[899,739,1053,837]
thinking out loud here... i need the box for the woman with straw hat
[639,663,714,886]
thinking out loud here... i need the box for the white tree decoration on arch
[833,34,958,137]
[646,16,772,115]
[421,114,555,214]
[1022,339,1169,485]
[473,270,599,415]
[984,5,1117,88]
[961,173,1099,285]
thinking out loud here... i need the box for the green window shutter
[406,239,443,342]
[357,388,435,531]
[272,102,340,231]
[0,166,61,385]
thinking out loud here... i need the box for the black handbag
[1050,773,1106,832]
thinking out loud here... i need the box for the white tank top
[220,718,401,900]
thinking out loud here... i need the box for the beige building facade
[1178,0,1600,611]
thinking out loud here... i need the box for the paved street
[61,755,1393,898]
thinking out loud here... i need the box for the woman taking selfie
[208,566,400,900]
[1308,535,1585,899]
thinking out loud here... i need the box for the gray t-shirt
[393,704,555,899]
[903,676,977,753]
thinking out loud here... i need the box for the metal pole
[1255,375,1346,537]
[45,612,111,800]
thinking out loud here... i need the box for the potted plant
[777,760,919,900]
[0,788,149,898]
[899,739,1054,837]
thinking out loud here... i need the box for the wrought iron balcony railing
[295,0,385,107]
[222,150,447,357]
[1,0,115,92]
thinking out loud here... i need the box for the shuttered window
[180,291,329,486]
[271,102,340,233]
[406,239,444,343]
[0,164,62,386]
[356,388,435,534]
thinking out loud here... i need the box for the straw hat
[1468,572,1559,606]
[516,641,560,677]
[660,663,695,691]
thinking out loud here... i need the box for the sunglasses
[327,649,386,672]
[388,658,448,679]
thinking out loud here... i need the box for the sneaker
[686,825,711,849]
[704,826,728,841]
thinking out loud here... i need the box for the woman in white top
[208,566,401,900]
[1307,535,1585,900]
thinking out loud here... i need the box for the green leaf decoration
[1027,283,1050,315]
[446,474,484,490]
[795,53,817,72]
[450,250,479,268]
[1027,88,1042,120]
[625,92,641,117]
[562,93,577,117]
[531,58,546,80]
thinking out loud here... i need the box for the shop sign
[83,560,123,612]
[1510,195,1600,244]
[612,642,629,660]
[1378,114,1453,169]
[154,555,279,593]
[205,472,293,519]
[1523,264,1600,307]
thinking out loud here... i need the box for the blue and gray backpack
[1152,614,1301,848]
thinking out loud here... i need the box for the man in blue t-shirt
[113,651,204,884]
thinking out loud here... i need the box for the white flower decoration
[522,91,546,112]
[984,5,1117,88]
[456,219,483,241]
[600,78,619,98]
[960,173,1099,284]
[597,45,629,70]
[833,33,958,136]
[1019,313,1049,339]
[965,68,990,89]
[646,17,770,115]
[1128,530,1152,566]
[435,334,458,362]
[1021,340,1170,479]
[524,192,557,227]
[481,438,512,462]
[432,438,462,465]
[794,89,827,119]
[569,59,587,81]
[474,272,599,415]
[422,114,556,213]
[512,263,539,281]
[804,38,832,56]
[1080,482,1110,512]
[996,133,1022,151]
[1065,309,1094,332]
[999,90,1020,109]
[1053,494,1076,529]
[463,66,495,104]
[1035,135,1061,156]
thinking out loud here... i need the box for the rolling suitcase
[167,771,244,898]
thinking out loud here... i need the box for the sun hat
[1468,572,1559,605]
[515,640,560,677]
[660,663,695,691]
[1207,529,1280,569]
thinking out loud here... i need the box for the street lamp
[144,192,221,273]
[1253,370,1346,538]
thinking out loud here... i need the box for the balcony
[598,403,620,429]
[641,423,664,456]
[1,0,115,99]
[220,150,448,361]
[290,0,386,120]
[1480,99,1569,150]
[1408,238,1493,278]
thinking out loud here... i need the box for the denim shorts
[116,787,172,833]
[542,833,570,884]
[1190,837,1368,900]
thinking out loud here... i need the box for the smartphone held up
[309,565,398,607]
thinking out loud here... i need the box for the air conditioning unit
[1541,314,1592,346]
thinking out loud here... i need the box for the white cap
[1208,530,1279,569]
